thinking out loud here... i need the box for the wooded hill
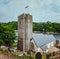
[0,21,60,46]
[0,21,60,33]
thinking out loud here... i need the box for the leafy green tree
[0,23,16,47]
[33,21,60,33]
[8,21,18,30]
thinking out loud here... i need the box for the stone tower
[18,14,32,52]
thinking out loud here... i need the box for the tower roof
[18,13,32,18]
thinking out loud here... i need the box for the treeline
[0,21,60,46]
[0,21,17,47]
[0,21,60,33]
[33,21,60,33]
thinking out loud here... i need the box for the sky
[0,0,60,23]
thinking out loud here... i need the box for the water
[15,30,60,41]
[53,34,60,41]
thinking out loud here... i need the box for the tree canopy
[0,21,60,46]
[0,22,16,47]
[33,21,60,33]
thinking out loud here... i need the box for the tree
[0,23,16,47]
[8,21,18,30]
[33,21,60,33]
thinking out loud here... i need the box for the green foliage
[33,21,60,33]
[1,21,59,33]
[0,21,60,47]
[8,21,18,30]
[0,22,16,47]
[12,43,17,47]
[0,40,4,46]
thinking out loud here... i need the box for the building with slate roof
[17,13,60,52]
[15,30,60,53]
[53,34,60,49]
[30,33,57,53]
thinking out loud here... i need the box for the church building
[17,13,60,53]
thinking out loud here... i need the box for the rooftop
[33,33,56,47]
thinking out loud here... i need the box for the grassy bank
[0,49,60,59]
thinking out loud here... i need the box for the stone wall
[18,14,32,52]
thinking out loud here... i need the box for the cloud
[0,0,60,23]
[0,0,12,4]
[50,4,60,13]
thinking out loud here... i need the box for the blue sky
[0,0,60,23]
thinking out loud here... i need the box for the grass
[42,53,46,59]
[0,49,60,59]
[12,43,17,47]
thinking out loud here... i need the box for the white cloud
[0,0,60,22]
